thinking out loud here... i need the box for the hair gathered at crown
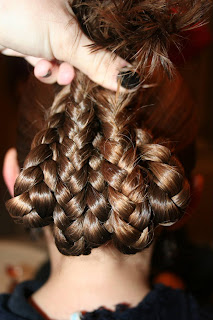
[72,0,211,77]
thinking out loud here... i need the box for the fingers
[34,60,75,85]
[57,62,75,85]
[1,28,132,90]
[34,59,59,84]
[1,49,60,84]
[1,47,75,85]
[0,0,133,91]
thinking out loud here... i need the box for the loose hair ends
[72,0,212,77]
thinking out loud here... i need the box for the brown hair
[6,0,210,256]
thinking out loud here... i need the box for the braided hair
[6,0,210,255]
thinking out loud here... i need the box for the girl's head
[5,0,209,256]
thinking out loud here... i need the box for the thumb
[57,22,134,91]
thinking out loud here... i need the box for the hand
[0,0,128,89]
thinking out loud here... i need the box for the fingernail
[118,70,140,89]
[42,70,52,78]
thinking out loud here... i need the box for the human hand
[0,0,128,89]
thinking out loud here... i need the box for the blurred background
[0,23,212,302]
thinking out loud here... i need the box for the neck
[32,230,153,320]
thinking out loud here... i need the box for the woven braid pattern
[93,93,190,254]
[8,112,66,228]
[7,79,111,255]
[5,0,207,255]
[6,74,191,255]
[135,129,190,225]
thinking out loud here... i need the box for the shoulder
[0,294,14,320]
[0,280,43,320]
[139,285,213,320]
[83,285,213,320]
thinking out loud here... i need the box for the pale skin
[3,148,203,320]
[0,0,128,88]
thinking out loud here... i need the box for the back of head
[6,0,210,256]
